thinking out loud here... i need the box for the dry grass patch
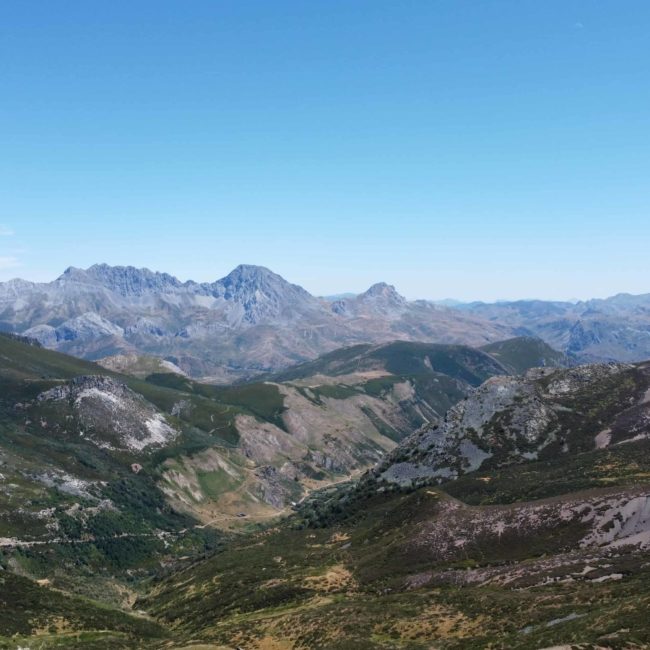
[32,616,73,636]
[377,603,486,642]
[303,564,356,593]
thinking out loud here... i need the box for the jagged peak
[57,264,183,295]
[208,265,320,325]
[86,263,181,283]
[57,265,86,280]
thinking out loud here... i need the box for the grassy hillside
[0,335,226,597]
[267,341,508,384]
[6,442,650,649]
[480,336,569,374]
[0,572,167,649]
[1,334,599,649]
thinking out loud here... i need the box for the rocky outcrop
[378,362,650,486]
[36,375,178,452]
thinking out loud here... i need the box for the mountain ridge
[1,264,512,381]
[4,263,650,380]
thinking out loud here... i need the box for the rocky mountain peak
[355,282,408,316]
[213,264,320,325]
[57,266,88,282]
[360,282,406,303]
[218,264,287,293]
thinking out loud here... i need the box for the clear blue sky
[1,1,649,301]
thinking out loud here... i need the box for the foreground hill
[0,264,512,382]
[0,333,230,603]
[138,359,650,649]
[144,481,650,649]
[0,334,578,645]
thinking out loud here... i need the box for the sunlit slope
[480,335,569,374]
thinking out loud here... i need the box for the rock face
[1,264,512,381]
[379,361,650,485]
[35,375,178,452]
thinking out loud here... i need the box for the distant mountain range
[458,294,650,363]
[2,263,650,381]
[0,264,509,381]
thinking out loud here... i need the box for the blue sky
[1,1,649,301]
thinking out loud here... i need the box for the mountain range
[1,264,514,382]
[458,294,650,362]
[5,263,649,384]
